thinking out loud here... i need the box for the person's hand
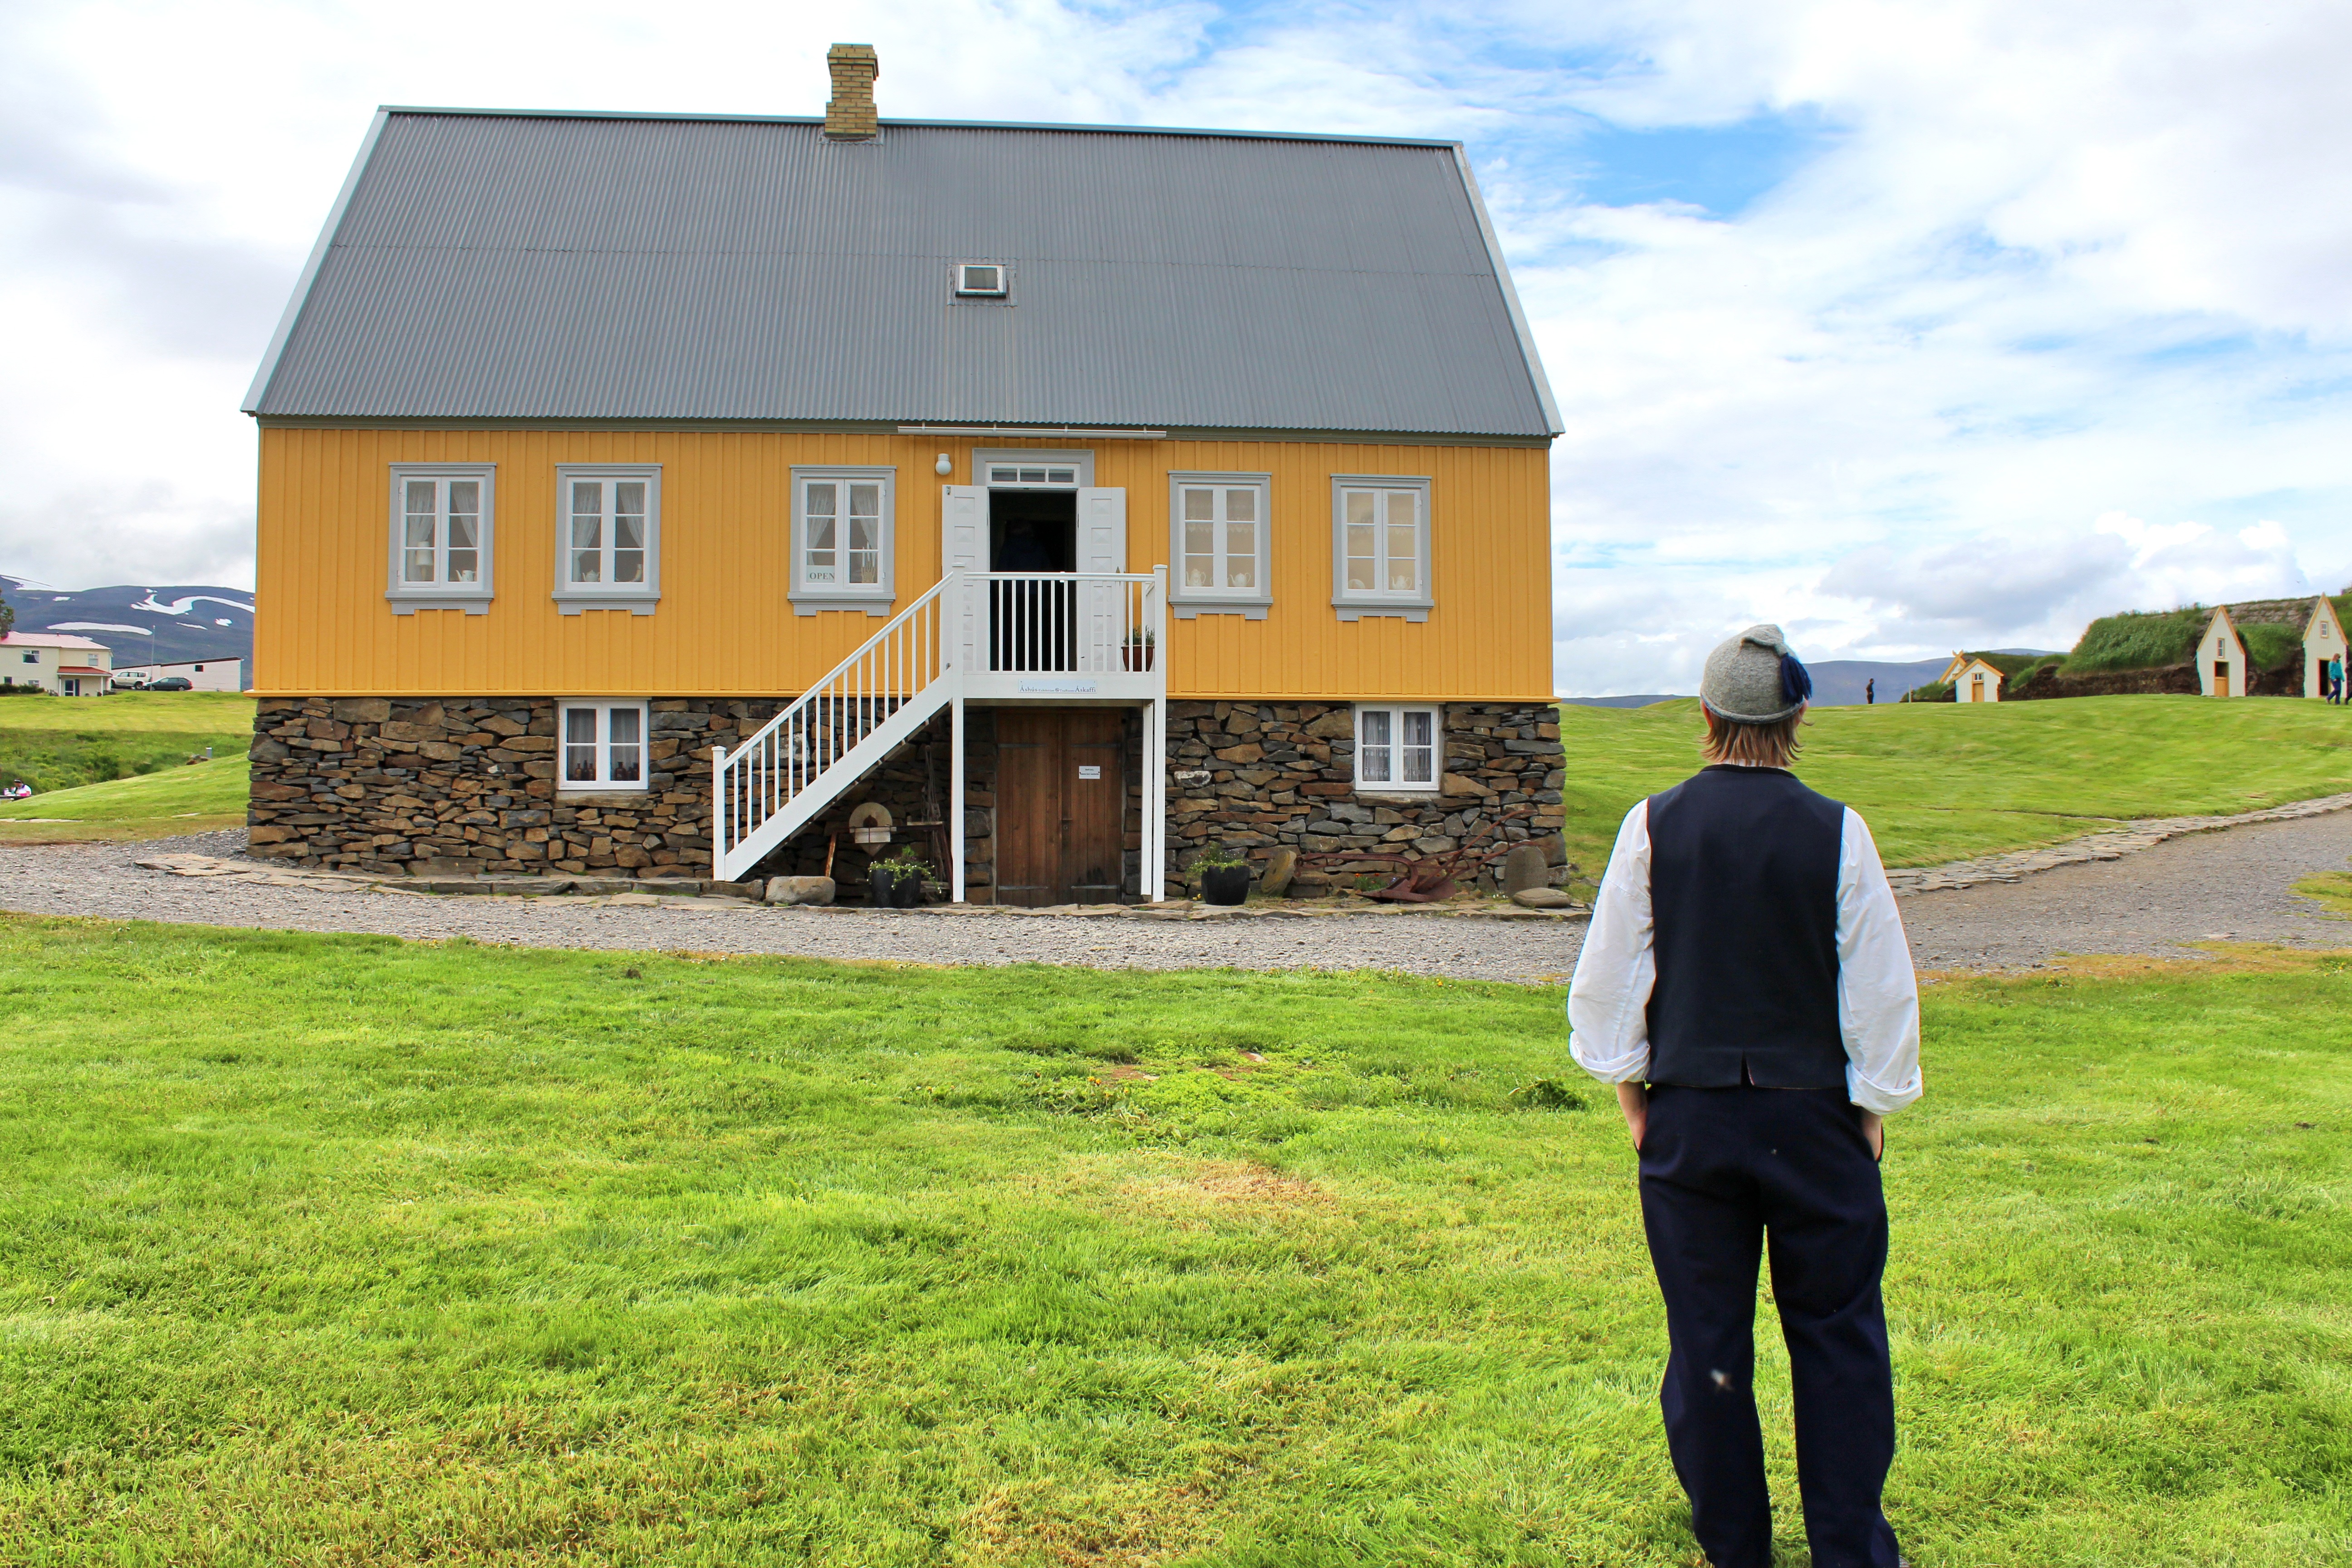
[1860,1110,1884,1161]
[1617,1082,1649,1151]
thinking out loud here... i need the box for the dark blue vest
[1645,766,1849,1088]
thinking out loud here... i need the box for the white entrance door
[1076,486,1128,669]
[942,484,985,668]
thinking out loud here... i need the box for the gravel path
[4,812,2349,980]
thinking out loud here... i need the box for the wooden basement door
[995,710,1128,906]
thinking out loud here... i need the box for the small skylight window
[955,262,1008,297]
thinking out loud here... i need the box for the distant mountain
[0,576,254,676]
[1560,693,1689,709]
[1563,650,2065,710]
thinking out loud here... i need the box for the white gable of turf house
[1939,655,2005,703]
[2199,608,2248,697]
[2303,598,2347,699]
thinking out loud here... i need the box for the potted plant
[869,848,932,908]
[1122,627,1156,671]
[1193,844,1250,906]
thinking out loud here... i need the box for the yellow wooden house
[242,47,1564,902]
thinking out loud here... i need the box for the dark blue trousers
[1638,1084,1901,1568]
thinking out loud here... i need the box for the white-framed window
[790,466,897,616]
[1331,475,1433,622]
[553,465,662,614]
[558,701,649,791]
[1168,471,1273,619]
[972,448,1095,489]
[1354,704,1441,792]
[954,261,1009,298]
[386,464,495,614]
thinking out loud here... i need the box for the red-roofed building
[1,632,115,696]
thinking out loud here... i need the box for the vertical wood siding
[255,428,1553,700]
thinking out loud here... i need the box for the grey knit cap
[1700,624,1813,724]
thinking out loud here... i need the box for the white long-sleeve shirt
[1567,793,1924,1114]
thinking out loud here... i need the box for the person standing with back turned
[1568,625,1922,1568]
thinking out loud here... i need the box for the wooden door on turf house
[995,710,1127,906]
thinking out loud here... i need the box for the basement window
[1354,704,1440,793]
[559,701,648,792]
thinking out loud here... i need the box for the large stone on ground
[1286,870,1337,898]
[1501,843,1551,895]
[1511,887,1575,909]
[767,875,836,906]
[1259,847,1298,896]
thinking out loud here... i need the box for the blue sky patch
[1557,108,1841,216]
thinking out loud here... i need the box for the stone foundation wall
[249,696,956,892]
[1164,701,1563,888]
[250,696,1560,896]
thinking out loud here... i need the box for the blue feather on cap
[1780,654,1813,706]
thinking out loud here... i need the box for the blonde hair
[1701,707,1805,769]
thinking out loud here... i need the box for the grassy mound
[0,691,254,793]
[0,758,249,841]
[1557,694,2352,877]
[0,917,2344,1564]
[2063,607,2206,673]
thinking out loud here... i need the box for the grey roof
[246,110,1559,437]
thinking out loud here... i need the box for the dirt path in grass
[3,810,2350,980]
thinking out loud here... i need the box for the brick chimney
[824,44,880,140]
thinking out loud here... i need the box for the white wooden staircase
[712,567,1167,895]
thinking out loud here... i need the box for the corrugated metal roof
[249,112,1558,437]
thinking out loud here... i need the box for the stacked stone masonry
[1163,701,1565,887]
[248,697,775,878]
[249,697,1564,897]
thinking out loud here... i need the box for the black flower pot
[869,867,896,907]
[1200,865,1250,906]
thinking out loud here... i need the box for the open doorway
[988,488,1078,670]
[989,489,1076,571]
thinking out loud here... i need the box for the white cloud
[0,0,2345,688]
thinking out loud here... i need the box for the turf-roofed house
[240,45,1566,902]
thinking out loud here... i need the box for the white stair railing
[712,578,954,882]
[712,568,1166,886]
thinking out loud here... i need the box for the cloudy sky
[2,0,2346,693]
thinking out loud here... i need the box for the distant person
[1569,623,1921,1568]
[1865,677,1875,705]
[2332,653,2345,705]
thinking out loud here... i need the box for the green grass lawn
[0,691,254,797]
[1557,695,2352,877]
[1,918,2344,1565]
[0,758,250,842]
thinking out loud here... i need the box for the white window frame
[1168,471,1273,619]
[953,261,1011,299]
[790,466,897,616]
[1331,475,1433,622]
[1353,703,1442,794]
[557,700,651,793]
[552,465,662,615]
[386,464,495,614]
[972,449,1094,490]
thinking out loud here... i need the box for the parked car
[145,676,193,691]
